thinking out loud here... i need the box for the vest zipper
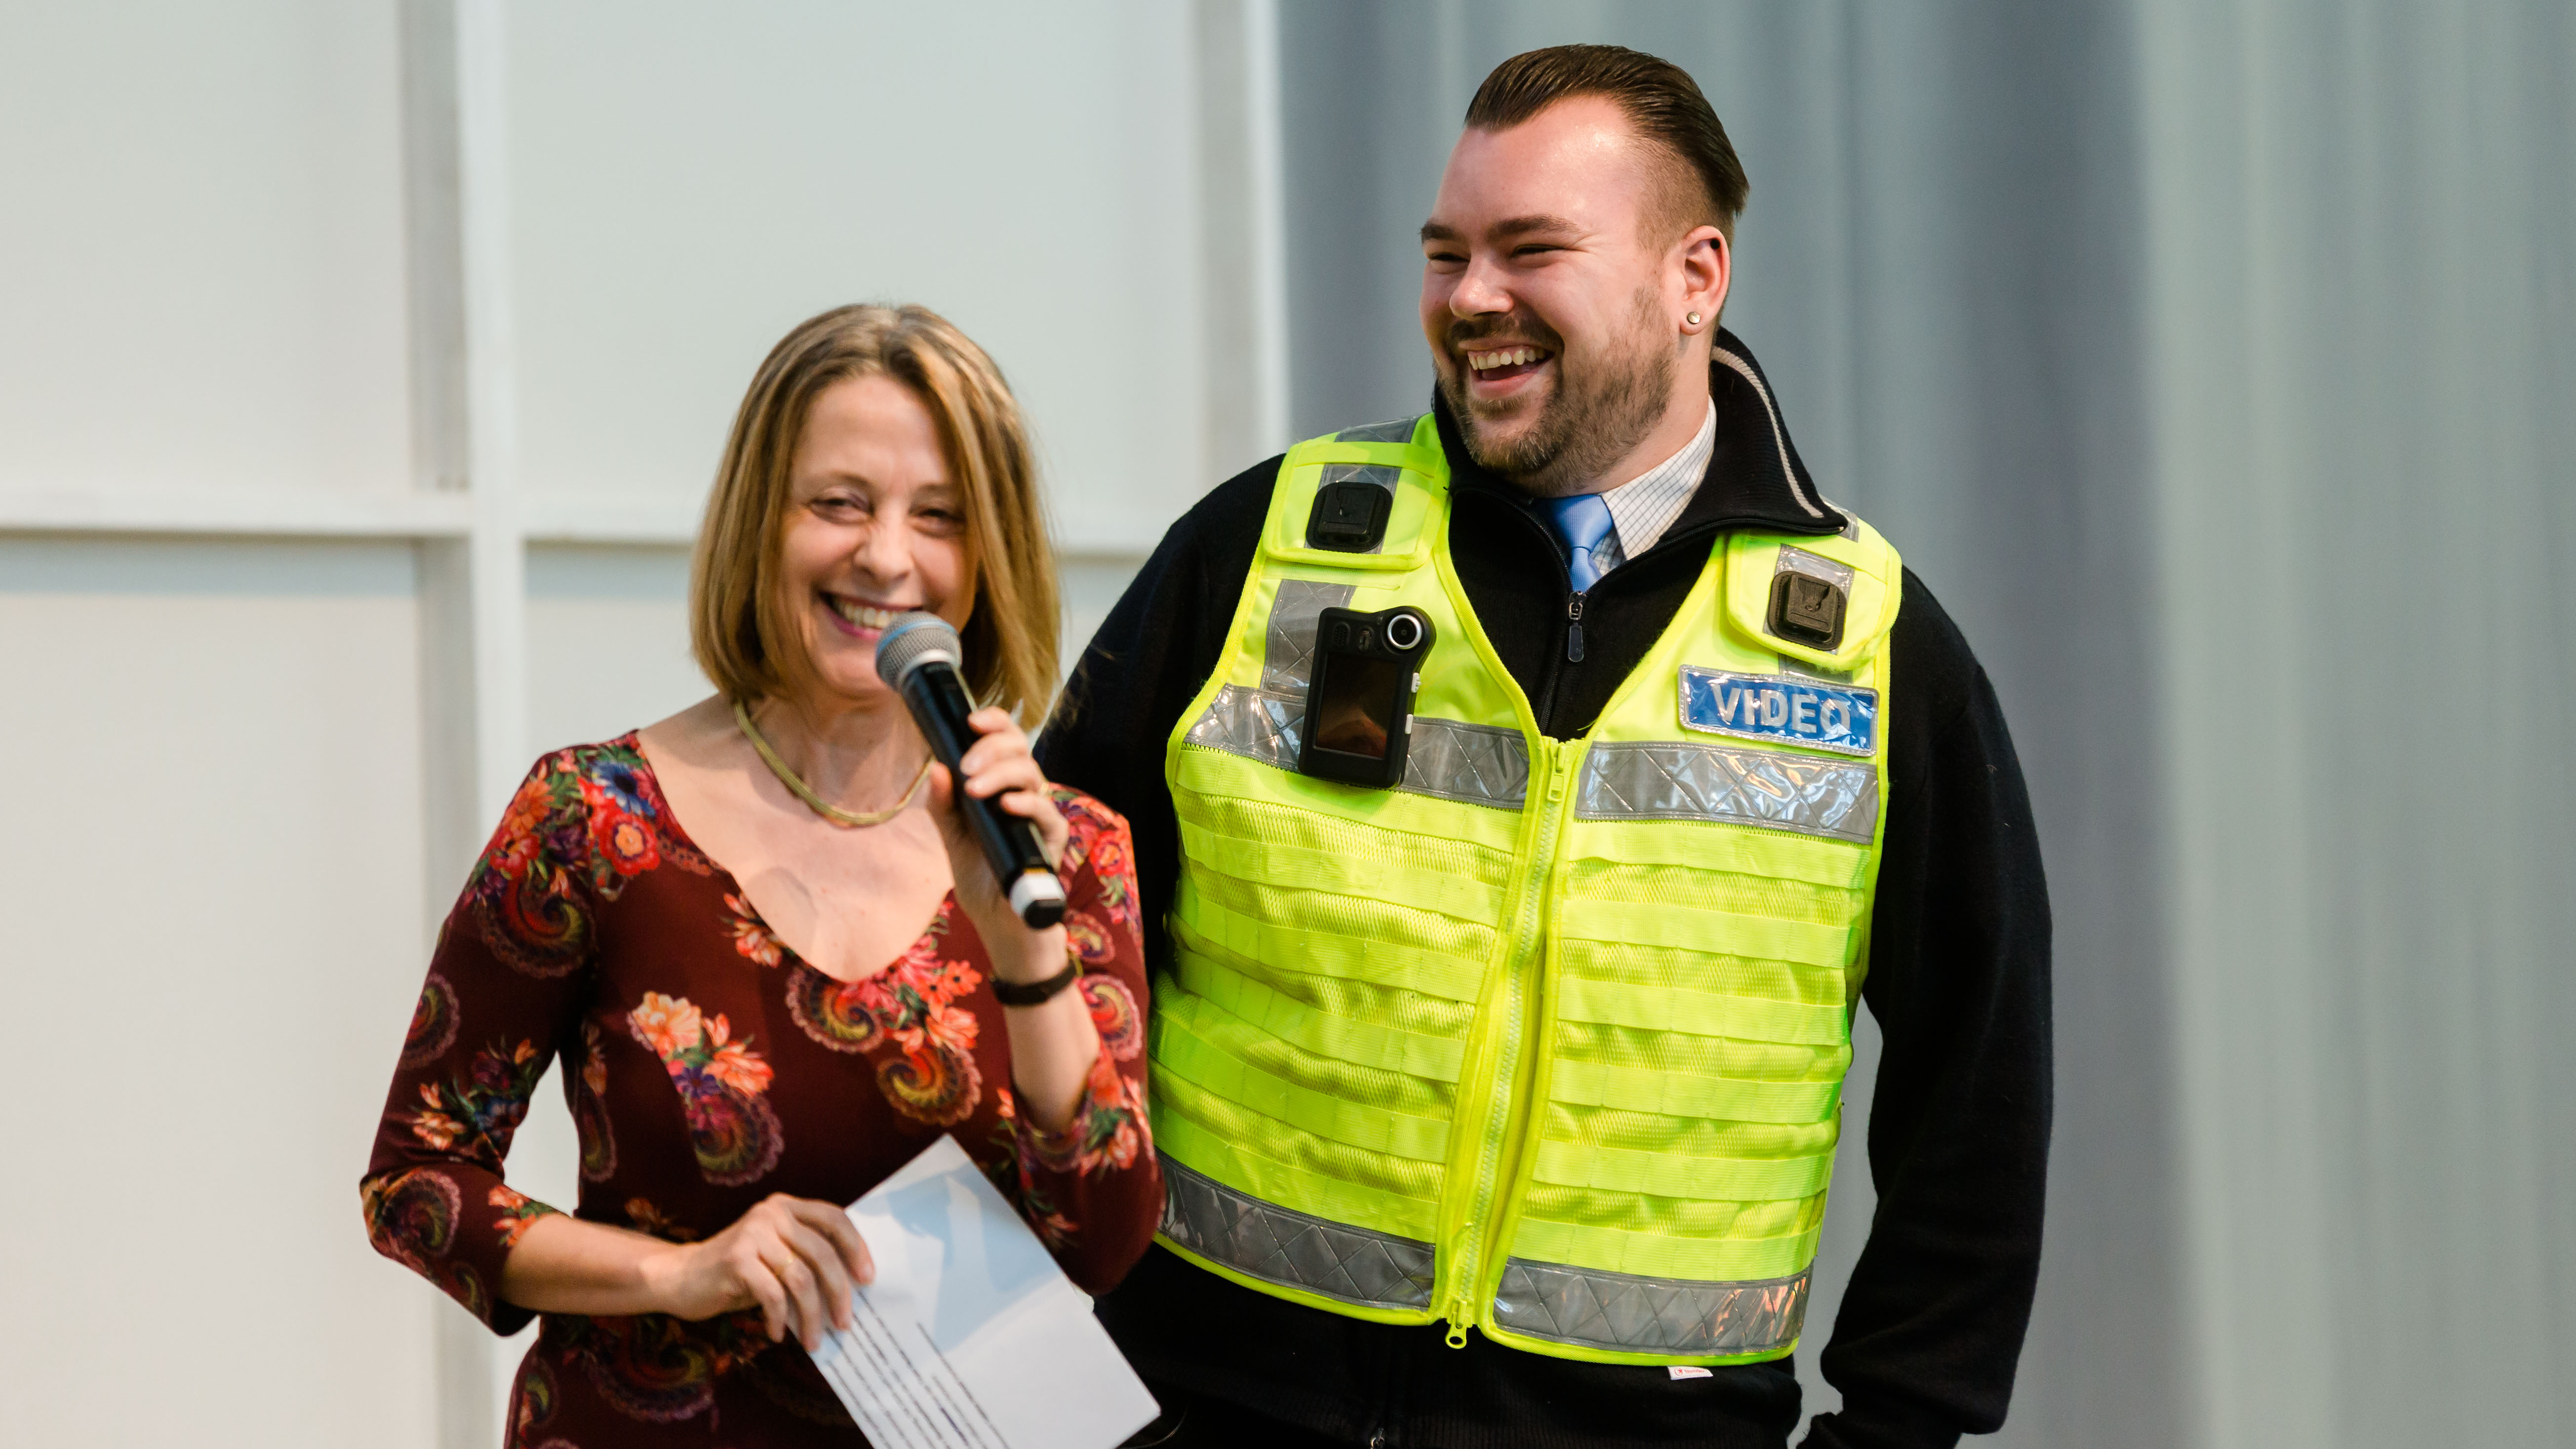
[1565,592,1586,662]
[1442,739,1570,1346]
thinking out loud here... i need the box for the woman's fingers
[942,710,1070,867]
[952,707,1010,774]
[954,708,1041,790]
[767,1240,826,1347]
[960,748,1049,800]
[958,755,1044,799]
[781,1217,856,1332]
[765,1199,875,1346]
[684,1194,878,1345]
[738,1245,791,1342]
[991,787,1070,861]
[787,1197,876,1287]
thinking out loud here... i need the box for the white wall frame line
[1192,0,1292,475]
[455,0,526,830]
[0,487,708,549]
[0,486,474,538]
[397,0,533,1441]
[517,494,698,547]
[1242,0,1290,456]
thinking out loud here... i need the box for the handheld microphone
[873,612,1068,929]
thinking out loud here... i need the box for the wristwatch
[992,958,1081,1007]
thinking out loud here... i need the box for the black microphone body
[875,615,1068,929]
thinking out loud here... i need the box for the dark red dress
[361,736,1159,1444]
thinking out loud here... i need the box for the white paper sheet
[808,1135,1160,1449]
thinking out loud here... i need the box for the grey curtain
[1275,4,2575,1446]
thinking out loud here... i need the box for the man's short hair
[1466,44,1748,243]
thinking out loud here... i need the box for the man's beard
[1437,287,1676,497]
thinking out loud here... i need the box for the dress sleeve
[993,789,1162,1294]
[359,753,600,1335]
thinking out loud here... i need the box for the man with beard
[1039,44,2049,1449]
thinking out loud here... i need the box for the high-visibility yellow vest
[1151,413,1901,1365]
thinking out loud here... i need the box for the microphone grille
[873,612,963,689]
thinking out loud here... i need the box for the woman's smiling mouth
[822,593,904,634]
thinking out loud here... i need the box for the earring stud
[1687,311,1702,326]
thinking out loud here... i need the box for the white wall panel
[0,538,435,1447]
[521,544,706,750]
[0,4,412,496]
[2140,4,2576,1446]
[501,0,1208,555]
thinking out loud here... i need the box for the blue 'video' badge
[1678,667,1878,757]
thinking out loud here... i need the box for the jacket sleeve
[357,754,598,1336]
[1802,575,2054,1449]
[1036,457,1278,982]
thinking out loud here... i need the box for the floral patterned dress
[361,736,1159,1445]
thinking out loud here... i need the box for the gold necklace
[733,698,932,829]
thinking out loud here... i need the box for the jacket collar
[1430,327,1847,544]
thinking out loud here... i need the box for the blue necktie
[1537,492,1617,593]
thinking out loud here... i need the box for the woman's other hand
[641,1194,874,1349]
[929,706,1070,975]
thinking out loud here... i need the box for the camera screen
[1311,653,1402,759]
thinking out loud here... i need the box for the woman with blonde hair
[360,304,1158,1443]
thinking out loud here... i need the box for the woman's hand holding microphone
[930,704,1070,975]
[926,704,1102,1136]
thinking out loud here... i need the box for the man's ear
[1679,225,1730,333]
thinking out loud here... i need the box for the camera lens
[1385,612,1424,651]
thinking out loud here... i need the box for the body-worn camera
[1297,605,1435,789]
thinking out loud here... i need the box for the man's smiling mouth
[1466,345,1551,382]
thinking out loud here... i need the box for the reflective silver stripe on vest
[1578,740,1878,844]
[1319,462,1405,493]
[1334,415,1423,444]
[1494,1258,1809,1357]
[1264,580,1354,694]
[1188,688,1528,811]
[1779,654,1854,684]
[1402,717,1529,808]
[1196,581,1530,806]
[1159,1154,1436,1311]
[1774,545,1854,591]
[1821,495,1862,541]
[1186,684,1305,767]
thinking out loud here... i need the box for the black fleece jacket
[1037,335,2052,1449]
